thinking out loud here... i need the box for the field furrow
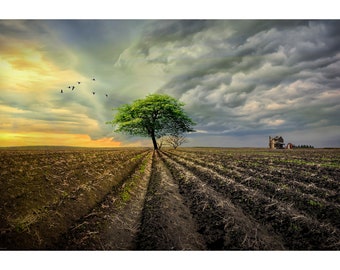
[0,148,150,249]
[160,152,285,250]
[163,150,340,250]
[175,149,339,193]
[1,147,339,250]
[56,151,153,250]
[136,151,206,250]
[168,151,340,227]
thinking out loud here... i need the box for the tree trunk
[150,133,158,150]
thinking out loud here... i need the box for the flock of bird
[59,77,109,98]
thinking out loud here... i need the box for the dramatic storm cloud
[1,20,339,147]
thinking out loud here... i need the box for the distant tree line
[292,144,315,149]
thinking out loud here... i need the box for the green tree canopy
[107,93,196,149]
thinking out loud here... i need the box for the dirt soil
[136,151,206,250]
[1,148,339,250]
[57,151,206,250]
[56,152,153,250]
[0,148,148,250]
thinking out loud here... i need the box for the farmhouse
[269,136,285,149]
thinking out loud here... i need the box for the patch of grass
[308,199,323,208]
[279,184,289,190]
[11,207,47,233]
[289,223,301,232]
[131,153,143,162]
[120,189,131,202]
[139,160,147,173]
[119,155,149,203]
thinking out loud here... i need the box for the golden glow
[0,37,82,95]
[0,131,122,148]
[0,37,125,148]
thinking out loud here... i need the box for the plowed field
[1,147,339,250]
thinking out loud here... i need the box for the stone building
[269,136,285,149]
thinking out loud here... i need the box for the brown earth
[56,151,154,250]
[0,148,149,249]
[160,151,285,250]
[58,150,206,250]
[1,148,339,250]
[136,151,206,250]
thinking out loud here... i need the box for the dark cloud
[137,20,210,55]
[145,20,340,146]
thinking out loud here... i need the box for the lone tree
[107,93,196,150]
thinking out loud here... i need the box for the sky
[1,19,340,148]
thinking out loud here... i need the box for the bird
[92,92,96,95]
[92,78,96,81]
[77,81,81,84]
[68,86,71,89]
[105,94,108,98]
[72,86,75,90]
[60,89,63,93]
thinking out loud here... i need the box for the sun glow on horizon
[0,131,123,148]
[0,35,120,148]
